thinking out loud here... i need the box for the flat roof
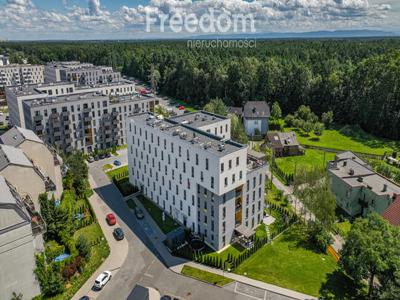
[131,112,246,157]
[329,152,400,196]
[170,111,227,128]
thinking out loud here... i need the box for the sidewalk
[132,196,316,300]
[72,175,129,300]
[172,262,316,300]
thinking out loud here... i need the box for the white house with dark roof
[0,175,44,300]
[242,101,270,136]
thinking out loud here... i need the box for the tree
[307,221,333,252]
[76,235,90,259]
[271,101,282,120]
[64,151,89,198]
[321,111,334,128]
[35,254,64,297]
[314,122,325,136]
[230,114,248,144]
[203,98,228,116]
[340,213,399,298]
[154,105,170,117]
[148,64,160,92]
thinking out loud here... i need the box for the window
[236,157,239,166]
[211,177,214,189]
[220,163,224,173]
[205,158,209,170]
[196,154,199,165]
[229,160,232,169]
[224,177,228,187]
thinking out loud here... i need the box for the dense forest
[1,39,400,139]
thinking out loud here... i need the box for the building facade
[243,101,270,136]
[6,79,159,152]
[0,55,10,66]
[44,61,121,85]
[0,175,44,300]
[127,112,267,250]
[328,151,400,217]
[0,64,44,87]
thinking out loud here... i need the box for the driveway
[76,151,298,300]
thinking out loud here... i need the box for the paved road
[85,154,267,300]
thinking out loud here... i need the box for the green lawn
[137,195,179,234]
[285,125,397,155]
[275,149,335,175]
[106,165,128,179]
[181,265,234,286]
[234,225,350,297]
[102,164,113,171]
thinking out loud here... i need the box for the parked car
[94,271,112,290]
[105,152,111,158]
[79,296,90,300]
[106,213,116,226]
[178,105,185,110]
[87,156,94,163]
[99,153,106,159]
[94,156,99,161]
[113,227,124,240]
[113,160,121,166]
[134,207,145,219]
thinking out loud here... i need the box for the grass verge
[181,265,233,287]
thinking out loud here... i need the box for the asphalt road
[88,152,295,300]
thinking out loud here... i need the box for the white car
[94,271,112,289]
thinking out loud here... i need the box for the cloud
[0,0,395,39]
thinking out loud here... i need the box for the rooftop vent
[343,161,347,167]
[218,143,225,152]
[357,176,363,182]
[203,142,212,149]
[383,184,388,192]
[179,132,188,140]
[191,137,200,144]
[172,129,181,136]
[349,168,355,175]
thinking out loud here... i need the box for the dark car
[113,227,124,240]
[94,155,99,161]
[99,153,106,159]
[134,207,144,219]
[79,296,90,300]
[105,152,111,158]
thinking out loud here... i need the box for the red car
[106,213,116,226]
[178,105,185,110]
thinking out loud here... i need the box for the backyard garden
[33,152,110,300]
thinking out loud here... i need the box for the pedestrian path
[131,196,316,300]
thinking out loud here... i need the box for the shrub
[307,222,333,253]
[76,235,90,258]
[45,240,65,262]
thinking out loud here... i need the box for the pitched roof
[382,194,400,226]
[0,126,43,147]
[243,101,270,118]
[228,107,243,116]
[0,144,33,171]
[267,131,300,148]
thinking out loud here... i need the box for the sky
[0,0,399,40]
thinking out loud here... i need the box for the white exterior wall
[197,118,231,139]
[244,118,262,136]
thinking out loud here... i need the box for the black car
[99,153,106,159]
[105,152,111,158]
[113,227,124,240]
[79,296,89,300]
[134,207,145,219]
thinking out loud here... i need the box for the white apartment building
[44,61,121,85]
[127,112,267,250]
[0,64,44,87]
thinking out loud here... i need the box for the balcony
[84,116,92,122]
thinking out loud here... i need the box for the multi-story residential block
[0,64,44,87]
[0,55,10,66]
[127,112,267,250]
[328,151,400,217]
[6,80,159,152]
[44,61,121,85]
[0,126,63,199]
[0,175,44,300]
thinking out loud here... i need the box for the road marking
[144,273,154,278]
[234,282,265,300]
